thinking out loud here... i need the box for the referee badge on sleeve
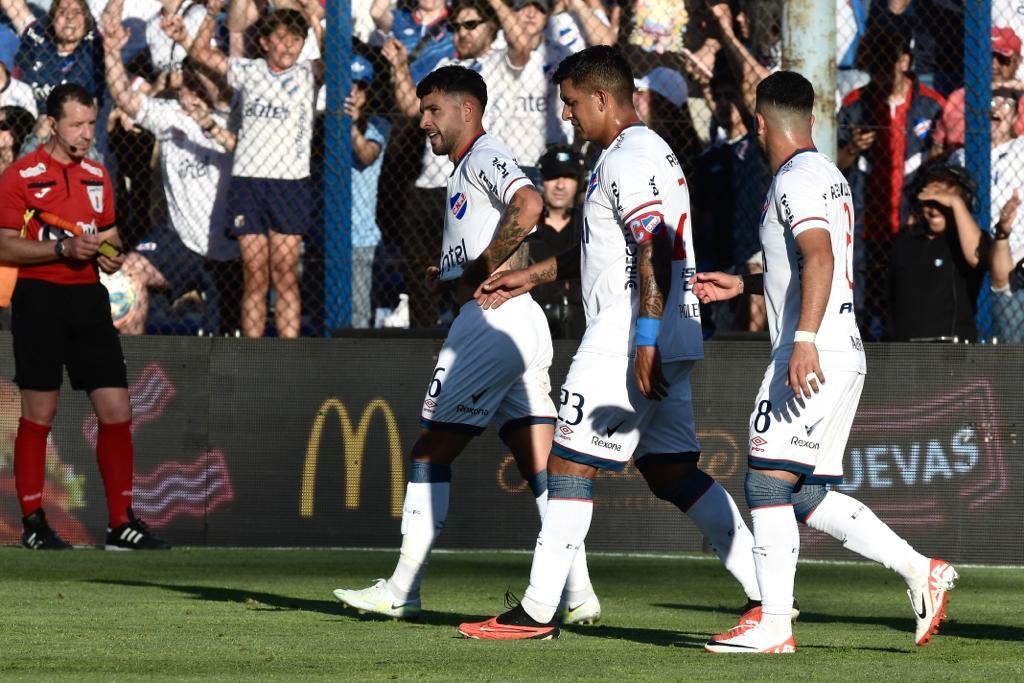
[87,185,104,213]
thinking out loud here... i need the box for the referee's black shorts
[11,279,128,393]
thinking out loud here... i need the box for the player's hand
[97,253,126,274]
[475,269,534,309]
[998,190,1020,233]
[424,265,444,295]
[62,233,101,260]
[847,128,876,153]
[787,341,824,400]
[634,344,668,400]
[381,39,408,69]
[689,271,742,303]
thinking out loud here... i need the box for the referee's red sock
[96,420,134,528]
[14,418,50,517]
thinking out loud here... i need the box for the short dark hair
[1,105,37,155]
[755,71,814,116]
[551,45,633,105]
[46,83,95,119]
[855,24,911,74]
[450,0,499,28]
[416,65,488,110]
[259,8,308,42]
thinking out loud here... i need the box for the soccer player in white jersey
[333,65,601,624]
[693,71,958,654]
[458,46,763,641]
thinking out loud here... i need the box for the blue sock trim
[744,469,796,509]
[409,460,452,483]
[548,474,593,501]
[792,483,828,523]
[527,470,548,498]
[653,468,715,512]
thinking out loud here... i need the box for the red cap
[993,26,1022,57]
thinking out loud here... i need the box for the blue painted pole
[324,0,353,333]
[964,0,991,339]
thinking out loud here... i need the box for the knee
[744,469,796,510]
[642,464,713,512]
[791,483,828,523]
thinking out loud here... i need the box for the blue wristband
[635,317,660,347]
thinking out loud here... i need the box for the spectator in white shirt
[104,17,240,334]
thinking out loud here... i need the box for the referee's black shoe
[21,508,73,550]
[105,508,171,550]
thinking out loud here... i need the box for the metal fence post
[324,0,353,333]
[965,0,992,339]
[782,0,837,158]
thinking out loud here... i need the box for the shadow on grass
[655,602,1024,644]
[88,579,484,628]
[562,623,705,648]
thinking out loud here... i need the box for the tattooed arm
[634,230,672,400]
[459,186,543,294]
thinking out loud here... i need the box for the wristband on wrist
[994,230,1010,241]
[794,330,816,344]
[635,317,660,347]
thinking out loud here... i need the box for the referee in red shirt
[0,83,169,550]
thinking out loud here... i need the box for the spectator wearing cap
[951,90,1024,343]
[370,0,453,84]
[888,164,988,342]
[633,65,700,179]
[934,27,1024,154]
[837,24,945,340]
[348,54,390,329]
[529,144,585,337]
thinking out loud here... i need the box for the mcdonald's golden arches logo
[301,398,404,518]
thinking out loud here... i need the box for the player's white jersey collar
[774,146,818,175]
[450,130,488,176]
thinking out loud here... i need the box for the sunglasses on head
[448,19,485,32]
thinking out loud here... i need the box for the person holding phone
[0,83,169,551]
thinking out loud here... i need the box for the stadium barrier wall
[0,333,1020,565]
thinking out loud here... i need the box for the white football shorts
[747,360,865,483]
[551,350,700,471]
[420,294,556,436]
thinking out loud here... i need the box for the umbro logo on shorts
[751,436,768,446]
[558,425,573,436]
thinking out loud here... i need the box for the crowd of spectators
[0,0,1021,343]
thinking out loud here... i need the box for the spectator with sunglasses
[371,0,454,84]
[934,26,1024,154]
[888,164,988,342]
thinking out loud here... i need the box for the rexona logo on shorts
[449,192,468,220]
[456,404,489,416]
[790,436,820,450]
[591,435,622,451]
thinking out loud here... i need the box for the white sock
[522,498,593,623]
[386,482,449,601]
[535,490,594,605]
[687,482,761,601]
[806,491,930,585]
[751,505,799,638]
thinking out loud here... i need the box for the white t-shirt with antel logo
[136,96,238,261]
[228,57,315,180]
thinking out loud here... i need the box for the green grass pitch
[2,547,1021,680]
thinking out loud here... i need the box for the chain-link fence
[1,0,1021,342]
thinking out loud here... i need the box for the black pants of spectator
[860,237,893,342]
[399,186,446,329]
